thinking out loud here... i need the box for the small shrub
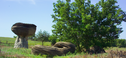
[13,36,17,38]
[49,34,57,45]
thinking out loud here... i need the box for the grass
[0,37,126,58]
[1,47,44,58]
[0,37,51,47]
[54,47,126,58]
[0,37,51,58]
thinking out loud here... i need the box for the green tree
[28,34,35,40]
[49,34,57,45]
[35,30,50,45]
[116,39,126,47]
[42,31,50,42]
[51,0,126,52]
[13,36,17,38]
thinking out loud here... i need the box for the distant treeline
[112,39,126,48]
[13,30,56,45]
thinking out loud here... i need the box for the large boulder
[11,22,36,48]
[53,42,75,53]
[31,42,75,56]
[32,45,65,56]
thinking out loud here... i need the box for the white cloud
[6,0,36,5]
[28,0,36,4]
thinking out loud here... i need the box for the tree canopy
[51,0,126,52]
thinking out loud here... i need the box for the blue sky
[0,0,126,39]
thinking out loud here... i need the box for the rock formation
[11,22,36,48]
[31,42,75,56]
[53,42,75,53]
[89,46,105,54]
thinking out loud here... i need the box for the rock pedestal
[14,36,28,48]
[11,22,36,48]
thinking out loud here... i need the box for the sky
[0,0,126,39]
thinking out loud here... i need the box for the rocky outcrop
[89,46,105,54]
[31,42,75,56]
[11,22,36,48]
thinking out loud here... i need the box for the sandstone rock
[11,22,36,37]
[32,45,64,56]
[53,42,76,53]
[14,36,28,48]
[11,22,36,48]
[31,42,75,56]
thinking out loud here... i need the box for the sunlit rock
[11,22,36,48]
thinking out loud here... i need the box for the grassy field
[0,37,51,47]
[0,37,51,58]
[0,37,126,58]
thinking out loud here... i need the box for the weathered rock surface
[11,22,36,37]
[31,42,75,56]
[11,22,36,48]
[53,42,76,53]
[14,36,28,48]
[89,46,105,54]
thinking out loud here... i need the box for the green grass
[0,37,126,58]
[0,37,51,58]
[0,37,51,47]
[1,47,44,58]
[109,47,126,51]
[0,37,15,44]
[0,37,15,47]
[28,40,51,46]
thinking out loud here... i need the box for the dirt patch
[0,45,5,47]
[0,45,11,49]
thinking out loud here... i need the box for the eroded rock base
[14,36,28,48]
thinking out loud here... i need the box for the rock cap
[11,22,36,37]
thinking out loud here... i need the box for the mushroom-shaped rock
[31,42,75,56]
[11,22,36,48]
[11,22,36,37]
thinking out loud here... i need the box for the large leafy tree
[51,0,126,52]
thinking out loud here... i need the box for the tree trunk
[75,35,81,52]
[42,41,43,46]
